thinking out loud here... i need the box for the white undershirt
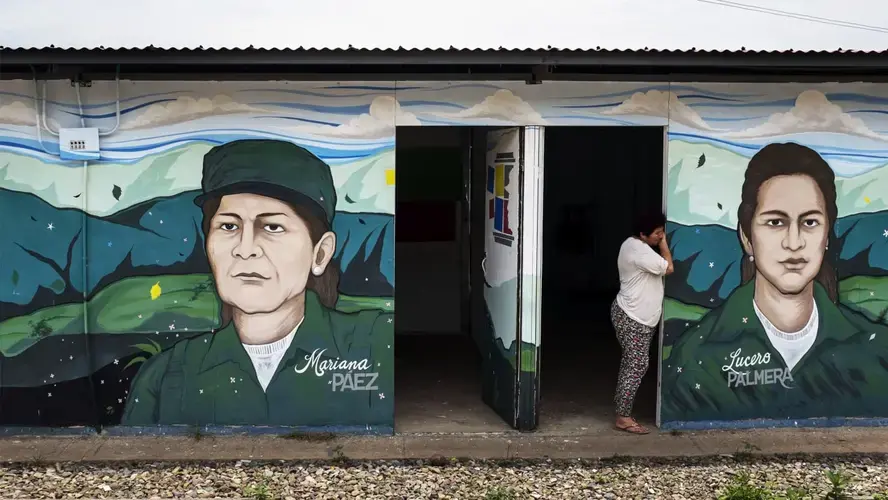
[241,317,304,392]
[753,299,818,372]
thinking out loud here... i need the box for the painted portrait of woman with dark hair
[662,142,888,424]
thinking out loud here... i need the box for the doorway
[393,126,511,433]
[539,126,666,432]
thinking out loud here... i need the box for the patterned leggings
[610,300,656,417]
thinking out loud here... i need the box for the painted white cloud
[724,90,884,140]
[120,95,266,130]
[314,95,419,139]
[602,90,713,131]
[439,89,546,124]
[0,100,42,127]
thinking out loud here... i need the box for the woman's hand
[658,235,675,275]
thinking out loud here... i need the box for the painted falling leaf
[150,282,162,300]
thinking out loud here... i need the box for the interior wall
[394,127,465,335]
[543,127,664,303]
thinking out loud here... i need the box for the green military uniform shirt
[121,291,393,427]
[662,281,888,423]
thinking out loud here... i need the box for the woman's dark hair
[201,197,341,321]
[737,142,838,302]
[633,211,667,238]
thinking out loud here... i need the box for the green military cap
[194,139,337,225]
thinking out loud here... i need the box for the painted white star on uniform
[100,380,104,384]
[113,359,119,365]
[69,355,73,360]
[677,367,683,373]
[138,314,142,319]
[387,318,393,324]
[135,398,139,403]
[883,229,888,238]
[230,377,236,384]
[47,223,54,231]
[199,389,204,394]
[48,392,52,397]
[695,384,701,390]
[709,262,714,268]
[871,291,875,297]
[385,302,392,307]
[183,238,188,242]
[169,324,175,331]
[742,317,748,323]
[379,393,385,399]
[118,398,123,403]
[50,373,54,379]
[710,298,715,303]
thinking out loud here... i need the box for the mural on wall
[0,82,398,428]
[655,86,888,424]
[6,77,886,429]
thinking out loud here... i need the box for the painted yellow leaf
[864,196,871,204]
[150,282,162,300]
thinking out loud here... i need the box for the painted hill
[665,210,888,310]
[0,188,393,320]
[0,144,395,216]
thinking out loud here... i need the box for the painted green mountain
[0,274,393,357]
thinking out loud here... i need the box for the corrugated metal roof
[2,0,888,53]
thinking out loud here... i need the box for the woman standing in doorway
[612,212,674,434]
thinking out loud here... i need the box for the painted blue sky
[2,81,888,177]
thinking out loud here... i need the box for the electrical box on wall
[59,128,101,161]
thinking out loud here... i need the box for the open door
[472,126,544,431]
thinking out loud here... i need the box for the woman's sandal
[615,421,650,434]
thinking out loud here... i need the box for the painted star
[695,384,701,390]
[710,298,715,303]
[107,241,113,247]
[50,373,54,379]
[677,367,683,373]
[47,392,52,397]
[69,355,73,360]
[709,262,714,268]
[183,238,188,243]
[159,220,164,224]
[168,324,175,331]
[135,398,139,403]
[47,223,55,231]
[118,398,123,404]
[230,377,236,384]
[387,318,393,324]
[100,380,104,384]
[883,229,888,238]
[199,389,204,394]
[742,317,748,324]
[138,314,142,319]
[385,302,392,307]
[871,291,876,297]
[113,359,119,365]
[871,333,877,341]
[379,393,385,399]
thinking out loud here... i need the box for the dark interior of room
[539,126,665,430]
[393,125,665,433]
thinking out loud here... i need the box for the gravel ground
[1,456,887,499]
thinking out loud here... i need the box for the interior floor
[393,300,658,435]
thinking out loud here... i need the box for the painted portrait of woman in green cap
[662,143,888,424]
[122,139,393,427]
